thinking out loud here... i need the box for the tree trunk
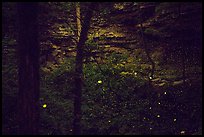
[181,42,186,85]
[140,23,155,80]
[76,2,81,41]
[17,3,40,135]
[178,4,186,86]
[73,3,97,135]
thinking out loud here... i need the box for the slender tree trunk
[178,4,186,85]
[73,3,97,135]
[76,2,81,41]
[181,42,186,85]
[182,54,186,84]
[140,23,155,80]
[17,3,40,135]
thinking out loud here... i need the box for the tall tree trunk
[138,4,155,81]
[182,48,186,85]
[180,38,186,86]
[17,3,40,135]
[73,3,97,135]
[76,2,81,41]
[140,23,155,80]
[178,3,186,86]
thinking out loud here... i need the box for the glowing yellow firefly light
[157,115,160,118]
[43,104,47,108]
[98,80,102,84]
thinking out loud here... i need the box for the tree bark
[178,4,186,85]
[181,47,186,85]
[76,2,81,41]
[139,23,155,80]
[73,3,97,135]
[17,3,40,135]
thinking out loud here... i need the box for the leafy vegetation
[2,2,202,135]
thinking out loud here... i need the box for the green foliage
[39,58,75,134]
[82,52,155,134]
[2,2,202,135]
[37,50,202,135]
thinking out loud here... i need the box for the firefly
[157,115,160,118]
[180,131,185,134]
[98,80,102,84]
[42,104,47,108]
[70,129,73,132]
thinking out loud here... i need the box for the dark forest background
[2,2,202,135]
